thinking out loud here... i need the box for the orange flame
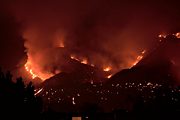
[70,55,79,61]
[70,55,88,65]
[158,34,166,38]
[176,32,180,38]
[132,50,146,67]
[107,74,112,78]
[103,66,111,72]
[24,58,55,81]
[81,58,88,64]
[25,61,38,79]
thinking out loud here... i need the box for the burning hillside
[24,33,179,84]
[23,48,146,82]
[0,1,180,85]
[110,33,180,85]
[32,32,180,112]
[4,0,178,83]
[1,0,180,118]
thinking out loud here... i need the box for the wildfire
[81,58,88,64]
[70,55,88,65]
[70,55,114,75]
[132,50,146,67]
[25,61,38,79]
[107,74,112,79]
[103,66,111,72]
[158,32,180,39]
[24,58,55,81]
[70,55,79,61]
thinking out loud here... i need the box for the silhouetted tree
[0,70,43,119]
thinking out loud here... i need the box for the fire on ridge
[24,32,180,82]
[24,57,55,81]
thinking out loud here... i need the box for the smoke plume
[1,0,180,80]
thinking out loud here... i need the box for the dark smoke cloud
[2,0,180,79]
[0,2,25,71]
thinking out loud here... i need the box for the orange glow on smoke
[132,50,146,67]
[24,57,55,81]
[55,32,65,48]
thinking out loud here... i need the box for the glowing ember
[103,66,111,72]
[81,58,88,64]
[142,50,146,54]
[175,32,180,38]
[107,74,112,79]
[72,97,76,105]
[158,34,166,38]
[159,32,180,39]
[90,64,95,67]
[35,88,43,96]
[70,55,79,61]
[70,55,75,59]
[132,50,146,67]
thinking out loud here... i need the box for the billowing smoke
[2,0,180,81]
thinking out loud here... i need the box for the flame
[70,55,88,65]
[70,55,114,73]
[132,50,146,67]
[24,57,55,81]
[107,74,112,78]
[81,58,88,64]
[25,61,38,79]
[103,66,111,72]
[70,55,79,61]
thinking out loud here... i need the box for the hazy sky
[0,0,180,75]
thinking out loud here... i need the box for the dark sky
[0,0,180,75]
[0,4,25,71]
